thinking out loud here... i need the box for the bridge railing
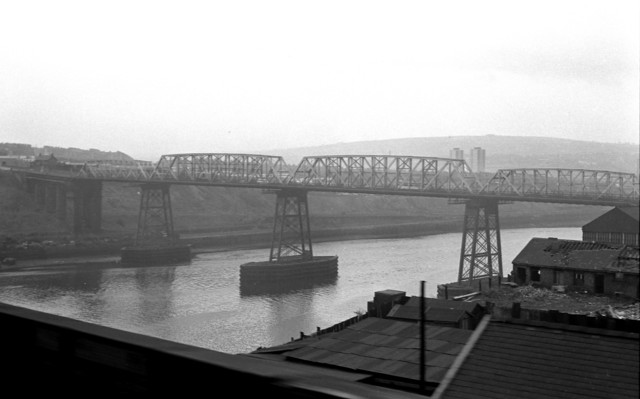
[480,168,639,203]
[287,155,484,194]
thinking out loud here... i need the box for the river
[0,227,580,354]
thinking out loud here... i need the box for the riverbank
[1,216,586,270]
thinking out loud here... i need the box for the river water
[0,227,580,354]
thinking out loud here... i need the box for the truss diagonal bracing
[136,184,175,247]
[152,153,290,184]
[458,199,502,284]
[72,153,638,206]
[480,168,639,205]
[269,190,313,262]
[289,155,482,195]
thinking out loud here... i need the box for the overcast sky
[1,0,638,160]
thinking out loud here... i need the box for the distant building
[469,147,486,172]
[582,207,639,246]
[511,237,639,298]
[0,156,30,168]
[31,154,60,169]
[449,148,464,160]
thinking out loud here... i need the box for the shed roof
[437,320,639,399]
[582,207,639,234]
[280,317,473,384]
[387,297,483,323]
[512,238,639,274]
[388,304,471,323]
[402,297,483,314]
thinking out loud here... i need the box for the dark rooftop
[257,317,474,385]
[513,237,639,274]
[435,319,639,399]
[387,297,484,323]
[402,297,484,313]
[582,207,639,233]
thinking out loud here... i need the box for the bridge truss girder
[153,153,290,184]
[136,184,175,247]
[481,168,639,204]
[269,190,313,262]
[289,155,483,194]
[77,153,292,185]
[458,199,503,285]
[72,153,639,206]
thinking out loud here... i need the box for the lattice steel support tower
[269,190,313,262]
[458,199,503,284]
[136,183,175,246]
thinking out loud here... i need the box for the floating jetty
[120,244,191,265]
[240,255,338,292]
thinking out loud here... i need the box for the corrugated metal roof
[283,317,473,383]
[438,320,639,399]
[582,207,639,233]
[512,237,639,274]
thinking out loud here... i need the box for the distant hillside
[0,143,135,163]
[268,135,639,173]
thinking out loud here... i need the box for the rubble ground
[477,284,640,320]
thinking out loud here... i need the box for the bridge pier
[121,183,190,264]
[55,185,67,221]
[33,180,46,207]
[269,189,313,262]
[240,189,337,293]
[71,181,102,234]
[44,183,57,214]
[458,198,503,285]
[134,183,175,246]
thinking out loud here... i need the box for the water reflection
[133,267,177,324]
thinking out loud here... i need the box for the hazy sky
[1,0,638,160]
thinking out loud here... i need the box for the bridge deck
[18,153,639,207]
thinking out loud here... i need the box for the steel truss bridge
[21,153,639,286]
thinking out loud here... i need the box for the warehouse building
[512,237,639,298]
[582,207,639,246]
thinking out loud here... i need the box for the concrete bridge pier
[44,183,57,214]
[55,185,68,221]
[28,179,69,222]
[458,198,503,285]
[71,181,102,234]
[269,189,313,262]
[33,180,46,208]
